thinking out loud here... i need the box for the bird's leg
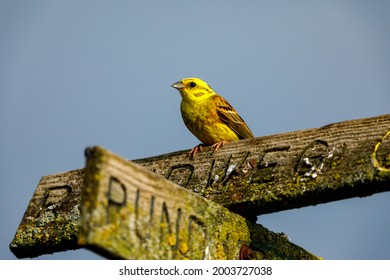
[189,141,227,157]
[188,144,204,158]
[211,140,227,153]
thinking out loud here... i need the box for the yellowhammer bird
[171,77,254,157]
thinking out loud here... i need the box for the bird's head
[171,77,215,101]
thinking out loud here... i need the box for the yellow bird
[171,77,254,157]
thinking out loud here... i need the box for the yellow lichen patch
[160,222,168,229]
[179,242,188,254]
[168,234,176,247]
[229,231,239,243]
[215,243,226,260]
[371,130,390,172]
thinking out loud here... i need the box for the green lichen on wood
[9,169,85,259]
[9,204,80,258]
[247,223,320,260]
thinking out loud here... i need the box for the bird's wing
[213,95,254,139]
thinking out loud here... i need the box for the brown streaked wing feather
[213,95,254,139]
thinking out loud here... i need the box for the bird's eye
[189,82,197,88]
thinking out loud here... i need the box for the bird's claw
[188,141,227,158]
[188,144,204,158]
[211,141,227,153]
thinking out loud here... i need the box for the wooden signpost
[79,146,252,260]
[9,114,390,259]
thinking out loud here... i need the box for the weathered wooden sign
[9,169,84,258]
[10,147,319,260]
[133,114,390,218]
[78,146,252,259]
[9,114,389,259]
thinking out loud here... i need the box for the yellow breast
[180,96,240,145]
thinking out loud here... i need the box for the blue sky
[1,1,389,260]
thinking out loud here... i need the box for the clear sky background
[1,1,389,260]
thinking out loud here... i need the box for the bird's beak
[171,81,185,89]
